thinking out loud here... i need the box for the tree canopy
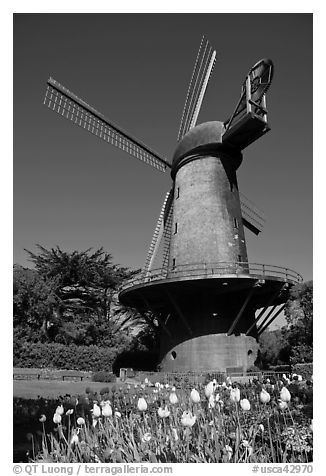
[14,246,144,347]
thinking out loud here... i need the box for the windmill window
[176,187,180,199]
[234,217,238,228]
[174,222,178,234]
[238,255,242,263]
[172,258,176,269]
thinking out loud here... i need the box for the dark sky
[14,13,312,286]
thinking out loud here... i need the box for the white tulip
[278,400,288,411]
[181,411,196,427]
[137,397,148,411]
[55,405,64,415]
[230,387,240,403]
[70,432,79,445]
[205,381,215,398]
[53,412,62,424]
[280,387,291,403]
[240,398,250,411]
[102,403,113,417]
[260,389,271,404]
[208,394,215,409]
[158,406,170,418]
[92,403,101,418]
[190,389,200,403]
[169,392,178,405]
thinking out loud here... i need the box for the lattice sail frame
[44,78,171,173]
[177,36,217,141]
[143,189,174,275]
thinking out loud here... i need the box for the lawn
[13,379,116,399]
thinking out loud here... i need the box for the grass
[13,379,116,399]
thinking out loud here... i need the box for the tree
[24,245,138,323]
[13,265,60,341]
[284,280,313,364]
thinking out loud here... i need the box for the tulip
[169,392,178,404]
[155,382,160,388]
[259,424,265,432]
[172,428,179,441]
[204,381,215,398]
[242,440,253,456]
[190,389,200,403]
[278,400,288,411]
[77,417,85,425]
[115,411,121,418]
[240,398,250,411]
[165,383,170,389]
[141,432,152,442]
[55,405,64,415]
[158,406,170,418]
[70,432,79,445]
[298,375,303,382]
[181,411,197,427]
[230,387,240,403]
[39,414,46,423]
[137,397,148,411]
[102,403,113,417]
[53,412,62,424]
[280,387,291,403]
[100,399,111,407]
[215,393,220,402]
[66,409,74,415]
[144,378,149,384]
[208,394,215,409]
[225,445,233,461]
[92,403,101,418]
[260,389,271,404]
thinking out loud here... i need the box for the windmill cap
[172,121,242,178]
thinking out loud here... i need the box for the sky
[13,13,312,289]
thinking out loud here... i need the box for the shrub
[92,371,116,383]
[13,339,117,371]
[292,363,313,380]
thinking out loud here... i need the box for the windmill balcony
[120,261,303,294]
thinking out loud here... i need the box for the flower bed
[17,376,313,463]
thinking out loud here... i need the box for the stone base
[159,333,259,373]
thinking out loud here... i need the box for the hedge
[13,340,118,372]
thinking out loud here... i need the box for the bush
[292,363,313,380]
[13,339,118,372]
[92,371,116,383]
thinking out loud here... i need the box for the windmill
[43,36,302,373]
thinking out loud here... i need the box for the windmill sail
[177,36,216,141]
[239,193,266,235]
[143,189,174,275]
[44,78,171,173]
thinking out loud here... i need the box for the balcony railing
[120,261,303,292]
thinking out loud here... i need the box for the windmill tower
[43,36,302,373]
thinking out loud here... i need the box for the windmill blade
[177,36,217,141]
[143,189,174,275]
[239,192,266,235]
[44,78,171,173]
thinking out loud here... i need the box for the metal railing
[120,261,303,292]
